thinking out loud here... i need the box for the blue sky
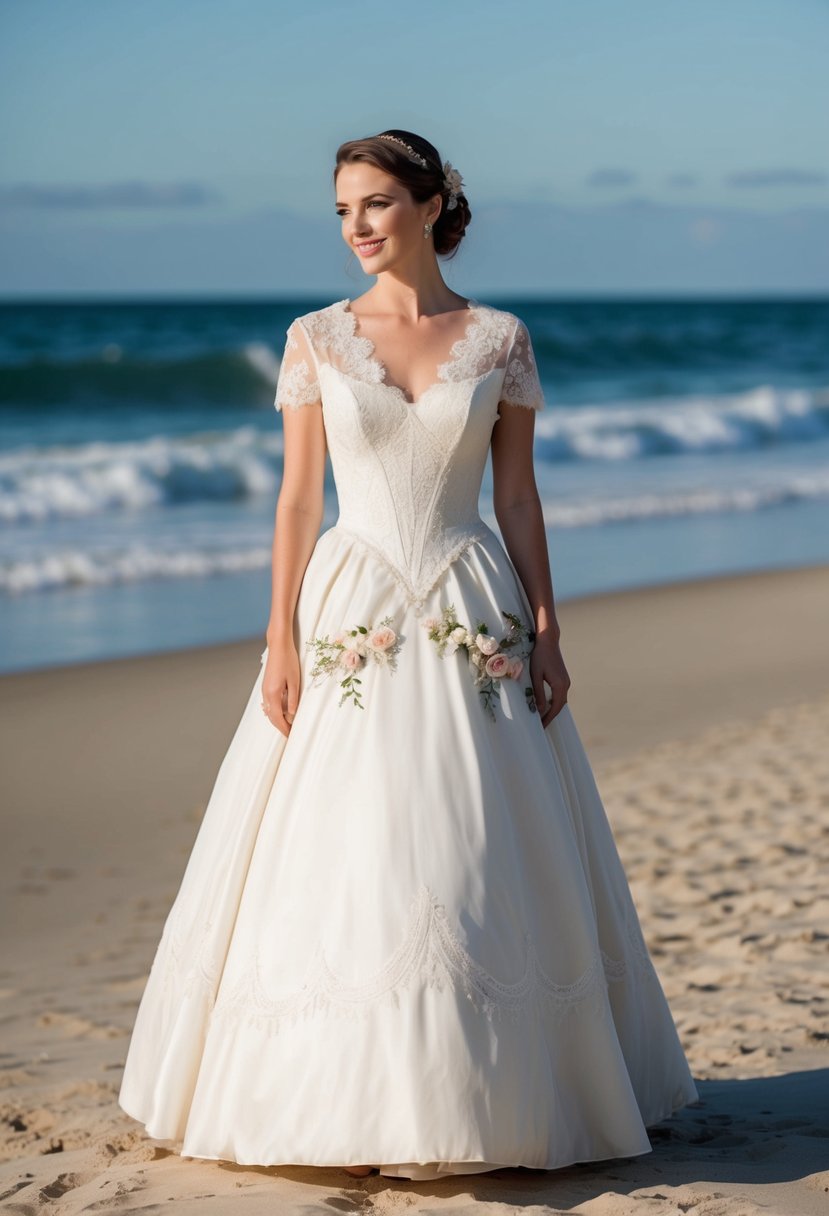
[1,0,827,296]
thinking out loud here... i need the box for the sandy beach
[1,563,827,1215]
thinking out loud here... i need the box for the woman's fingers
[272,698,290,737]
[275,682,299,737]
[262,677,288,737]
[261,648,302,738]
[261,675,301,738]
[537,672,569,728]
[540,686,556,728]
[284,678,299,722]
[532,673,549,719]
[544,689,567,726]
[531,642,565,728]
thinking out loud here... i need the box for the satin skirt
[118,525,698,1179]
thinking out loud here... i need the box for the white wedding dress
[118,298,698,1180]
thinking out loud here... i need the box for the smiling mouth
[355,239,386,255]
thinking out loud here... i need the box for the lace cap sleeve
[500,317,545,412]
[274,318,321,412]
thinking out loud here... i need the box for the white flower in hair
[442,160,464,210]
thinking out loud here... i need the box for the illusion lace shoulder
[273,314,322,410]
[273,299,546,413]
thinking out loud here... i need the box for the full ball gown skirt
[118,298,699,1180]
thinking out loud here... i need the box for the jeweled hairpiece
[376,134,465,211]
[377,134,428,167]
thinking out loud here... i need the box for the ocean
[1,295,827,674]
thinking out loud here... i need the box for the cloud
[586,168,638,189]
[726,168,828,188]
[0,181,221,210]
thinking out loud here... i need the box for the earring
[423,222,433,239]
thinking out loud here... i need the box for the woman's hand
[261,640,301,738]
[530,632,571,728]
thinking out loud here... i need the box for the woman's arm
[266,404,326,645]
[491,317,571,725]
[490,405,560,644]
[263,320,327,735]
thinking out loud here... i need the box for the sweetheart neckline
[335,297,484,408]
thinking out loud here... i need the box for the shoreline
[2,560,827,1214]
[3,554,821,685]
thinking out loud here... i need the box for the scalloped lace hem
[155,883,661,1037]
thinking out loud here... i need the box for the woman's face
[335,161,439,271]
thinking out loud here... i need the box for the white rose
[475,633,499,656]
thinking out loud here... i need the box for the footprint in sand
[38,1171,90,1201]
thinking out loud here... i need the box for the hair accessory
[377,134,465,210]
[377,134,428,167]
[442,161,464,211]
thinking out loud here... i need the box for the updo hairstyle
[334,128,471,258]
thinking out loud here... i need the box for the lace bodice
[273,299,546,616]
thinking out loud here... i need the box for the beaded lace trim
[155,883,660,1036]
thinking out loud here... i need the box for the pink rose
[476,633,499,656]
[368,626,396,651]
[509,657,524,679]
[485,652,511,678]
[339,648,364,671]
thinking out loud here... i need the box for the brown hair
[334,128,471,259]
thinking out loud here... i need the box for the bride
[264,144,571,735]
[118,128,698,1181]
